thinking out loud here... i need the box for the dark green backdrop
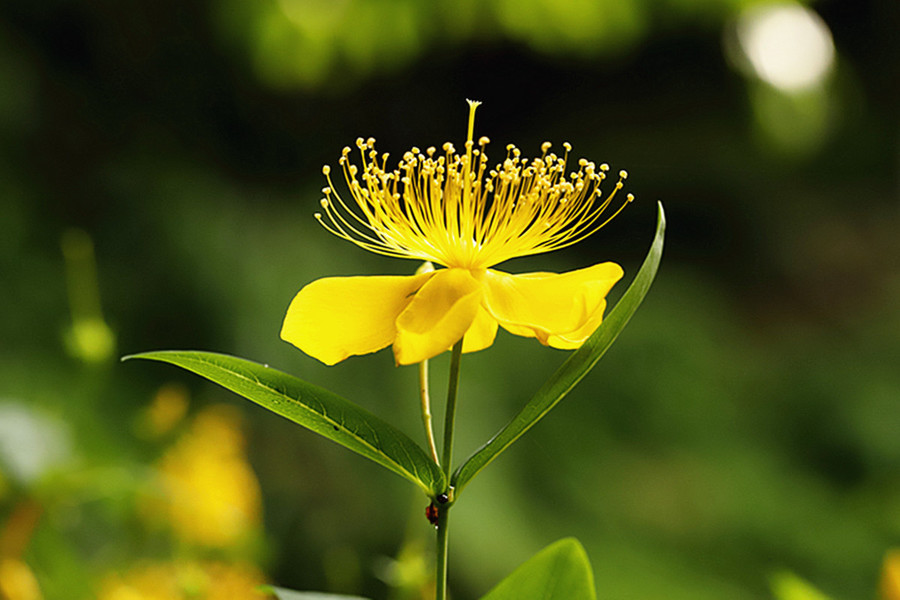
[1,0,898,598]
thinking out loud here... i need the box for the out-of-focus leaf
[261,586,371,600]
[453,202,665,493]
[480,538,595,600]
[770,571,832,600]
[123,351,445,497]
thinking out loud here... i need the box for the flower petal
[544,299,607,349]
[394,268,483,365]
[281,273,432,365]
[462,306,499,354]
[482,263,624,347]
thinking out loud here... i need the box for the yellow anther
[619,170,628,179]
[314,102,632,269]
[322,165,331,175]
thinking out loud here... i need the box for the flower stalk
[435,339,464,600]
[419,359,440,465]
[435,504,451,600]
[441,340,464,472]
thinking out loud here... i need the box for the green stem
[435,339,464,600]
[419,359,440,465]
[441,340,464,472]
[435,505,450,600]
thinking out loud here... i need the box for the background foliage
[0,0,898,598]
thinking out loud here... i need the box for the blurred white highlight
[0,402,72,484]
[736,3,835,92]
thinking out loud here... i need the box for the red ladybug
[425,502,439,526]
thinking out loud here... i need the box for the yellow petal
[394,268,483,365]
[462,306,499,354]
[482,263,623,346]
[883,549,900,600]
[544,299,607,349]
[281,273,432,365]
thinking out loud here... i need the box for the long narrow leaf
[453,202,666,492]
[123,351,446,496]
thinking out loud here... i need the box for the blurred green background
[1,0,898,598]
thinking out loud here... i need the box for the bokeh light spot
[736,3,834,92]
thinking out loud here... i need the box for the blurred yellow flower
[0,500,43,600]
[282,101,631,365]
[148,406,262,548]
[97,560,265,600]
[0,558,42,600]
[137,383,190,439]
[883,549,900,600]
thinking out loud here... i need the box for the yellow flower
[282,101,632,366]
[145,406,262,548]
[0,558,42,600]
[97,560,265,600]
[136,383,189,438]
[883,549,900,600]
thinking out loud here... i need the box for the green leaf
[122,351,446,496]
[453,202,665,493]
[480,538,596,600]
[770,571,833,600]
[261,586,372,600]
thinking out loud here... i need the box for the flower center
[315,101,633,269]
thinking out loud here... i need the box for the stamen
[311,103,633,268]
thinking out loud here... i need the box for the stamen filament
[313,103,633,270]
